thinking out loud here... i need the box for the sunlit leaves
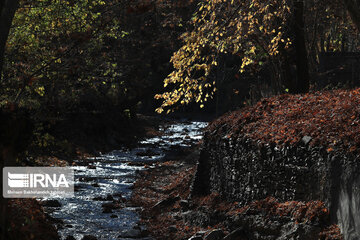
[156,0,293,113]
[34,86,45,96]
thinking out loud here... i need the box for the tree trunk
[0,2,20,239]
[344,0,360,32]
[293,1,310,93]
[0,0,19,81]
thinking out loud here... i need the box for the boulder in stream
[41,200,62,207]
[81,235,97,240]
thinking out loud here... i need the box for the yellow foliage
[155,0,293,113]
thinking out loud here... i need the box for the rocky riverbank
[129,89,360,239]
[130,145,343,240]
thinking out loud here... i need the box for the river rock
[93,196,105,201]
[102,202,121,213]
[301,136,312,145]
[118,229,141,238]
[113,192,124,198]
[81,235,97,240]
[182,208,226,228]
[79,176,96,182]
[74,184,84,192]
[42,200,61,207]
[204,229,225,240]
[168,225,178,233]
[179,199,189,210]
[87,165,96,169]
[113,193,127,202]
[151,196,180,211]
[47,215,64,225]
[133,224,149,237]
[223,227,248,240]
[136,149,159,157]
[106,194,114,201]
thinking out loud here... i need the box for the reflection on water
[44,121,207,240]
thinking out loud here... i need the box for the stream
[44,121,207,240]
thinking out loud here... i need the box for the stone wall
[192,132,360,239]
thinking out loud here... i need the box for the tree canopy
[155,0,360,113]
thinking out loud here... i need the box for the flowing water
[44,121,207,240]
